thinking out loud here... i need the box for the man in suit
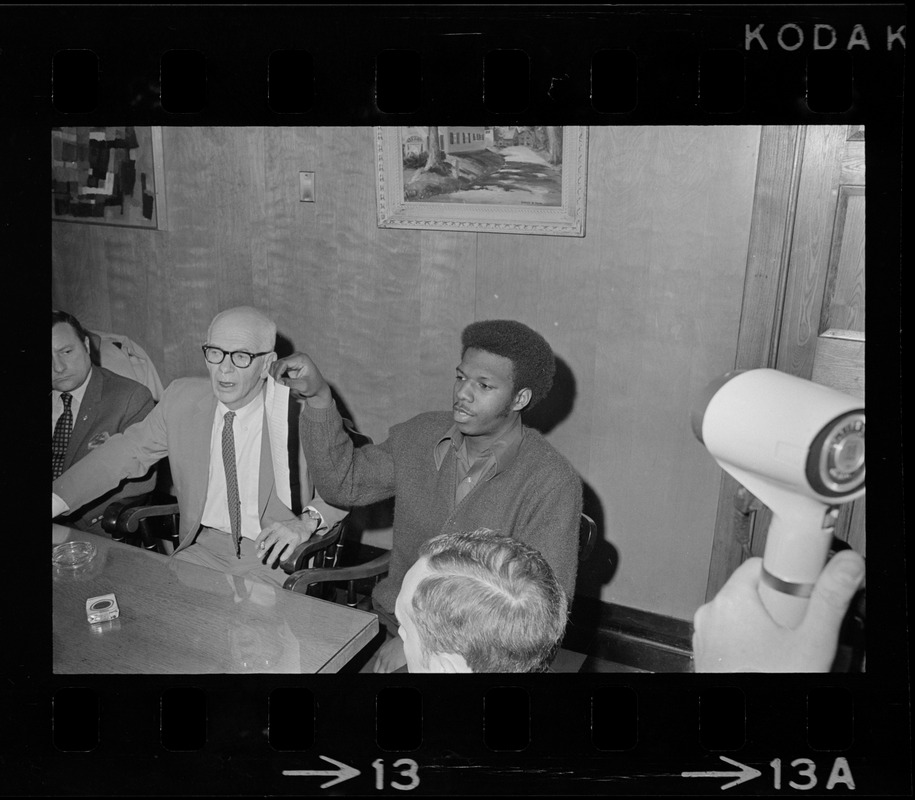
[52,310,157,533]
[52,306,347,586]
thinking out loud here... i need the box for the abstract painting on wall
[51,126,167,229]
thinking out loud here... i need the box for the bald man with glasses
[52,306,346,585]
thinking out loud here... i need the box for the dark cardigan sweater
[299,405,583,614]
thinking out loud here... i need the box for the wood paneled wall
[51,125,761,620]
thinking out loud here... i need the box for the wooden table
[52,526,379,674]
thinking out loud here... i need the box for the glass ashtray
[52,541,97,569]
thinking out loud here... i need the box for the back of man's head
[460,320,555,409]
[411,529,568,673]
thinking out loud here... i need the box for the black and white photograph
[6,3,908,797]
[50,124,867,676]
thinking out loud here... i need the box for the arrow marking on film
[682,755,762,790]
[283,755,361,788]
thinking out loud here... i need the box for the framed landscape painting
[375,125,588,236]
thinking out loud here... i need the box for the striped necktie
[52,393,73,480]
[222,410,242,559]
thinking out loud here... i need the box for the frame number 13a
[771,758,855,791]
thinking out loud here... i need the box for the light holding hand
[692,369,865,629]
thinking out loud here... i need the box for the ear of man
[512,387,532,413]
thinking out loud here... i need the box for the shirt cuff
[304,506,328,534]
[52,493,69,518]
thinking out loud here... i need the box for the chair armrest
[102,493,178,534]
[100,494,158,533]
[283,551,390,593]
[100,498,140,534]
[119,503,180,534]
[280,518,346,574]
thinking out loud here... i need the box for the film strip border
[3,6,906,123]
[20,678,908,794]
[6,4,909,796]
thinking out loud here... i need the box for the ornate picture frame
[375,126,588,237]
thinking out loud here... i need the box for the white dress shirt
[201,392,266,541]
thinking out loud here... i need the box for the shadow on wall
[578,480,618,600]
[561,481,620,656]
[276,332,360,429]
[523,355,619,598]
[523,355,575,435]
[275,333,295,360]
[277,331,397,535]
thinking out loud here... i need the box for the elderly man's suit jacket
[54,377,347,551]
[56,366,156,532]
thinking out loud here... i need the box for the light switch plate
[299,171,315,202]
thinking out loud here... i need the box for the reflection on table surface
[52,525,378,674]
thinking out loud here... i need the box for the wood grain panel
[138,222,169,373]
[732,127,804,370]
[263,126,312,352]
[52,211,169,373]
[784,127,866,563]
[417,231,478,411]
[52,224,113,329]
[212,127,263,310]
[331,129,425,442]
[777,125,847,379]
[839,139,865,183]
[262,126,339,365]
[301,127,350,368]
[811,335,865,399]
[822,189,865,334]
[704,126,804,599]
[157,127,223,381]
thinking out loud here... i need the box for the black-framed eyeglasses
[201,345,272,369]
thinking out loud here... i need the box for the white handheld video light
[692,369,865,629]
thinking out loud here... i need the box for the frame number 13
[372,758,420,791]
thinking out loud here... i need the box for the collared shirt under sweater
[299,405,582,615]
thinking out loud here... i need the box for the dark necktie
[52,393,73,480]
[222,410,242,559]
